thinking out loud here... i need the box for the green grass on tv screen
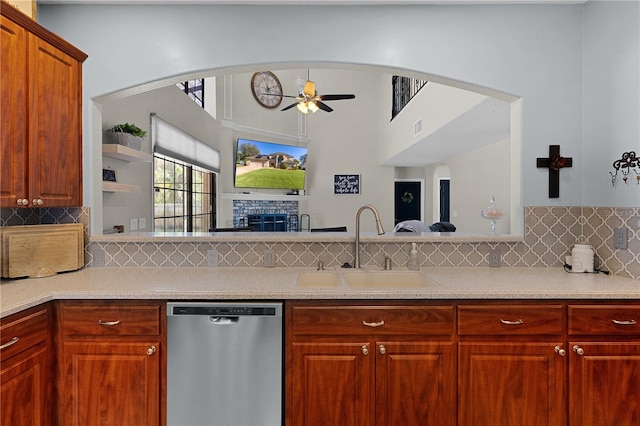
[235,168,306,189]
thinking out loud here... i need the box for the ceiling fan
[277,74,355,114]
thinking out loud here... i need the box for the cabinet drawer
[569,305,640,335]
[291,305,454,336]
[458,305,564,336]
[60,303,161,337]
[0,306,49,361]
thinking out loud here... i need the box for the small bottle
[408,243,420,271]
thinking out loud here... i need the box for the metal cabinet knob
[554,345,566,356]
[573,345,584,356]
[17,198,28,206]
[147,345,157,355]
[379,344,387,355]
[32,198,43,206]
[361,345,369,355]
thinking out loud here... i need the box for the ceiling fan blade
[281,102,299,111]
[315,101,334,112]
[318,94,356,101]
[263,93,299,99]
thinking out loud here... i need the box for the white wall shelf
[102,144,152,162]
[220,193,309,201]
[103,181,141,193]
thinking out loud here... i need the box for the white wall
[582,1,640,206]
[447,139,511,234]
[36,2,640,234]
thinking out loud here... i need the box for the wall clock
[251,71,283,109]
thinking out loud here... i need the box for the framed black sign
[334,174,360,194]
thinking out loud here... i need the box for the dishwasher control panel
[169,303,280,317]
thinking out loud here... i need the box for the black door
[439,179,450,222]
[394,181,422,225]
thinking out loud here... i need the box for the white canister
[571,244,594,273]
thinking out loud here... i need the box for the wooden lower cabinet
[286,302,456,426]
[568,342,640,425]
[56,300,165,426]
[60,341,160,425]
[568,304,640,426]
[457,304,567,426]
[375,341,456,426]
[458,342,566,426]
[0,305,52,426]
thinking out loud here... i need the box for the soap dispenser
[408,243,420,271]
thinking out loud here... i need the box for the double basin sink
[296,269,439,289]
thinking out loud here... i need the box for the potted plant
[105,122,147,151]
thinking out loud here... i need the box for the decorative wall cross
[536,145,573,198]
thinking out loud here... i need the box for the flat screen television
[234,138,307,190]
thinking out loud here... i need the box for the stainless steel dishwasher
[167,302,283,426]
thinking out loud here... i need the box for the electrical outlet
[129,218,138,231]
[489,248,501,268]
[206,249,218,267]
[264,250,275,268]
[90,246,105,267]
[613,227,628,249]
[138,217,146,230]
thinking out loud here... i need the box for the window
[154,154,215,232]
[151,114,219,232]
[177,79,205,108]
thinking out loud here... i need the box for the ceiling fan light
[308,101,319,113]
[296,102,309,114]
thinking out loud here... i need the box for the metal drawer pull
[500,319,524,325]
[362,320,385,328]
[612,319,637,326]
[97,320,121,326]
[0,337,20,350]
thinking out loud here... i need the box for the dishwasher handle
[209,316,240,325]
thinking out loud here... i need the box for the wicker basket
[105,131,142,151]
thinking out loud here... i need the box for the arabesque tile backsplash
[1,206,638,280]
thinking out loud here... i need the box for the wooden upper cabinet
[0,13,27,207]
[0,3,87,208]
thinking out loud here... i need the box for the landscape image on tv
[234,138,307,190]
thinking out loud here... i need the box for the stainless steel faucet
[354,205,385,268]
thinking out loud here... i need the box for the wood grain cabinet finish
[568,304,640,426]
[457,304,567,426]
[0,4,87,208]
[286,302,456,426]
[56,301,165,426]
[0,304,52,426]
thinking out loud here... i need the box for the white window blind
[151,113,220,172]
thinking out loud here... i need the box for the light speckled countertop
[1,266,638,318]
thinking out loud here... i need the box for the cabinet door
[376,341,456,426]
[569,342,640,426]
[27,33,82,207]
[289,341,373,426]
[61,341,160,426]
[0,14,27,208]
[0,345,49,426]
[459,342,566,426]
